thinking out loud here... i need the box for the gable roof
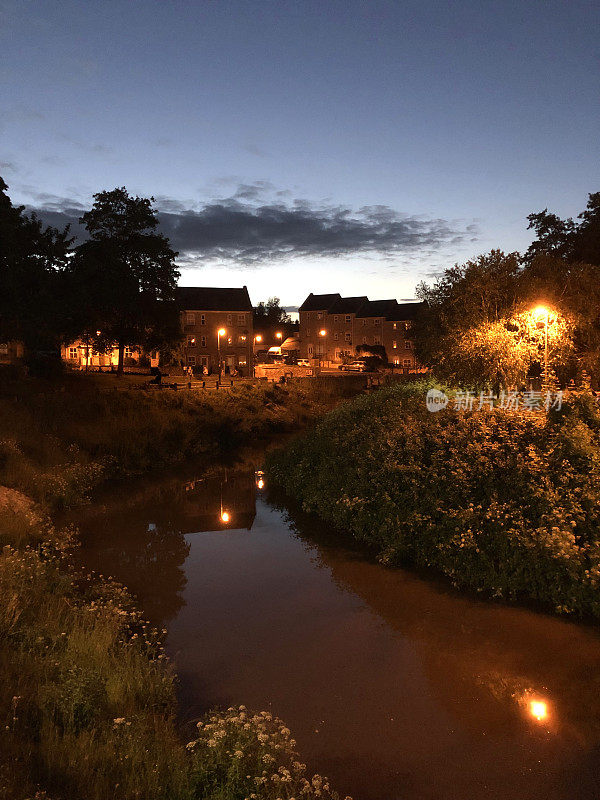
[176,286,252,312]
[328,295,369,315]
[386,301,425,321]
[355,299,399,318]
[298,293,341,312]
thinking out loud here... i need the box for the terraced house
[298,292,423,368]
[177,286,254,375]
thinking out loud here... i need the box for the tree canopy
[0,176,72,356]
[70,188,181,372]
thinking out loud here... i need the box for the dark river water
[74,460,600,800]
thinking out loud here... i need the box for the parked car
[297,358,311,367]
[339,360,367,372]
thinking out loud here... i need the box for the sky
[1,0,599,307]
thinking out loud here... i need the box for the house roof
[298,293,342,312]
[386,301,425,321]
[176,286,252,312]
[355,299,399,319]
[328,295,369,314]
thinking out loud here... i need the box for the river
[73,459,600,800]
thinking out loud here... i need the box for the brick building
[298,292,423,367]
[177,286,253,375]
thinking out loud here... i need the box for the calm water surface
[75,463,600,800]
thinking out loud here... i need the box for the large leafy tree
[526,192,600,266]
[0,176,72,354]
[414,250,576,390]
[71,188,181,373]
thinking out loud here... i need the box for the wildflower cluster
[188,706,350,800]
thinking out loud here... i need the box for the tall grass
[0,376,330,510]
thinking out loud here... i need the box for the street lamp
[275,331,283,340]
[252,334,263,378]
[217,327,226,382]
[532,305,552,391]
[319,329,327,367]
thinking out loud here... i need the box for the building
[61,341,159,370]
[177,286,253,375]
[298,292,424,368]
[0,340,24,365]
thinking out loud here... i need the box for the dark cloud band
[23,184,476,267]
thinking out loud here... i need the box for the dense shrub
[267,382,600,617]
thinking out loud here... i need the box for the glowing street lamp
[531,305,554,391]
[217,327,226,381]
[529,700,548,722]
[318,329,327,367]
[220,510,231,524]
[275,331,283,340]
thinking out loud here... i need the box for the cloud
[23,181,477,267]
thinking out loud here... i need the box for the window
[394,358,400,365]
[187,355,196,366]
[405,321,412,330]
[308,344,314,355]
[333,332,339,341]
[238,313,245,325]
[392,341,397,349]
[405,340,413,350]
[374,335,381,345]
[317,311,323,320]
[345,314,351,323]
[344,331,351,342]
[403,358,411,368]
[362,336,367,344]
[200,314,206,326]
[185,312,195,325]
[200,335,207,347]
[68,346,78,359]
[374,318,381,326]
[362,319,367,326]
[333,315,339,323]
[227,314,233,325]
[393,322,398,330]
[239,334,247,342]
[187,335,196,347]
[124,346,134,357]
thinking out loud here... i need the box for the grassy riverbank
[0,374,332,510]
[267,381,600,618]
[0,375,349,799]
[1,506,347,799]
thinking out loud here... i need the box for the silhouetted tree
[71,188,181,373]
[526,192,600,266]
[0,176,72,361]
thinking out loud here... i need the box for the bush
[267,383,600,617]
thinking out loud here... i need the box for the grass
[266,380,600,618]
[0,373,332,510]
[0,372,350,799]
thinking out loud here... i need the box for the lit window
[393,341,397,349]
[393,322,397,330]
[68,347,78,359]
[187,335,196,347]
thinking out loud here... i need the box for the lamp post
[217,327,226,382]
[252,334,262,378]
[532,306,551,391]
[319,329,327,368]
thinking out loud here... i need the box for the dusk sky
[2,0,599,306]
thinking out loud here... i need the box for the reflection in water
[76,464,600,800]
